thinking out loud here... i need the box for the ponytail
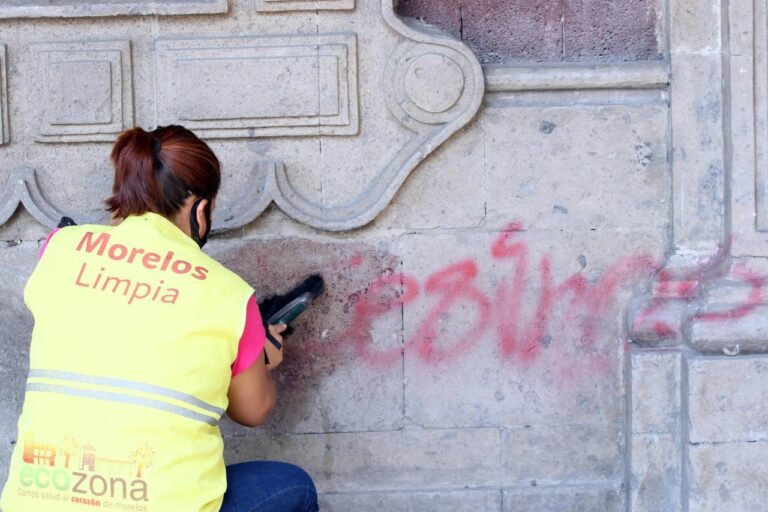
[105,125,220,219]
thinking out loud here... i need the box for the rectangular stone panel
[631,350,681,434]
[0,0,228,18]
[688,356,768,443]
[751,0,768,232]
[256,0,354,12]
[689,442,768,512]
[630,433,681,512]
[0,44,7,144]
[155,34,359,138]
[33,40,133,143]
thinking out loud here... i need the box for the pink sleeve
[39,228,60,259]
[231,295,267,377]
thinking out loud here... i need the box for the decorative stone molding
[155,33,359,138]
[156,0,484,232]
[0,168,63,229]
[0,44,8,145]
[484,62,669,93]
[0,0,228,19]
[32,40,134,143]
[629,0,768,356]
[0,1,484,232]
[255,0,354,12]
[254,4,484,231]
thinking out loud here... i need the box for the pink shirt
[40,229,266,377]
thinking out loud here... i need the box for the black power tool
[258,274,325,351]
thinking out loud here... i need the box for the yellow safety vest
[1,212,254,512]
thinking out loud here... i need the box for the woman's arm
[227,323,285,427]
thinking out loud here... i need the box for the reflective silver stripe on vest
[26,382,219,427]
[28,368,224,417]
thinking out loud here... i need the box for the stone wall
[396,0,663,62]
[0,0,766,510]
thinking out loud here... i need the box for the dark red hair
[105,125,220,219]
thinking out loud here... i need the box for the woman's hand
[264,323,287,370]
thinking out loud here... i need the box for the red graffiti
[346,273,419,368]
[342,222,766,369]
[408,259,491,365]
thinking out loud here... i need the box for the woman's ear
[195,198,210,239]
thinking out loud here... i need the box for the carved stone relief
[0,44,7,145]
[155,34,359,138]
[255,0,354,12]
[32,40,134,143]
[746,0,768,236]
[0,1,484,232]
[629,0,768,354]
[0,0,228,18]
[0,168,63,228]
[210,6,484,231]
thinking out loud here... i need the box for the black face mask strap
[189,198,211,248]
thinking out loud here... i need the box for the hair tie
[152,137,162,156]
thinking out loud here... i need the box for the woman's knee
[272,462,318,512]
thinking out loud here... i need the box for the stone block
[395,0,462,41]
[397,229,662,429]
[31,40,133,143]
[461,0,563,63]
[373,117,486,230]
[0,0,228,18]
[0,43,7,145]
[669,54,726,248]
[690,304,768,354]
[563,0,663,61]
[669,0,722,54]
[502,484,623,512]
[483,101,670,232]
[155,33,358,139]
[224,428,502,493]
[208,236,405,434]
[688,356,768,443]
[319,489,501,511]
[256,0,354,12]
[631,350,681,434]
[396,0,664,64]
[630,433,681,512]
[502,425,623,486]
[629,298,690,346]
[688,442,768,512]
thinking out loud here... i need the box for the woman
[0,125,319,512]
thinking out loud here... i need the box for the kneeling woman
[0,125,319,512]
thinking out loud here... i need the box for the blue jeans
[220,461,319,512]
